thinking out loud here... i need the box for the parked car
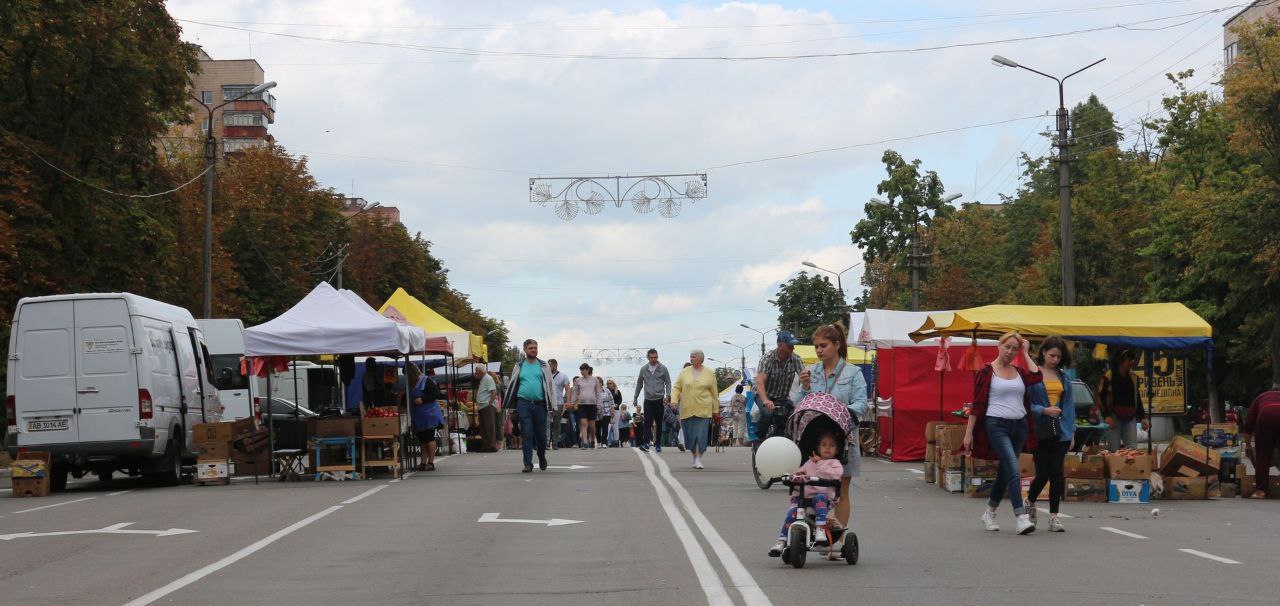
[1069,379,1104,450]
[6,293,222,488]
[257,397,318,421]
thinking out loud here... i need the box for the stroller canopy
[787,392,855,464]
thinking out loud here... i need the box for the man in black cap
[755,330,804,442]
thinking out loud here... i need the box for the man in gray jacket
[633,348,672,453]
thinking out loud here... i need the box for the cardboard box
[936,425,966,453]
[193,418,261,445]
[1191,423,1239,448]
[11,477,51,498]
[1107,479,1151,503]
[232,447,271,475]
[197,440,231,461]
[1163,476,1211,500]
[307,416,358,438]
[196,460,229,481]
[965,475,996,498]
[925,443,937,463]
[1159,435,1221,477]
[964,455,999,477]
[1219,482,1238,498]
[925,421,946,444]
[12,451,51,478]
[942,470,964,493]
[361,416,399,438]
[1106,454,1154,480]
[1019,453,1035,478]
[1020,477,1049,502]
[934,463,944,485]
[1064,478,1108,502]
[939,450,964,471]
[923,461,937,483]
[1063,454,1107,480]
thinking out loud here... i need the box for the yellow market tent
[908,303,1212,349]
[378,288,489,360]
[793,345,875,366]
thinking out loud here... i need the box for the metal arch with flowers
[530,174,708,221]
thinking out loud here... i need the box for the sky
[166,0,1234,389]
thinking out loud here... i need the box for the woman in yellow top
[672,349,719,469]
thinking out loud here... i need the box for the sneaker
[694,461,704,469]
[655,446,662,453]
[981,510,999,531]
[538,457,548,471]
[768,538,786,557]
[1048,515,1065,532]
[1016,513,1035,535]
[814,525,829,545]
[677,443,686,452]
[639,445,649,452]
[522,464,533,473]
[1026,505,1037,527]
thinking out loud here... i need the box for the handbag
[1035,413,1062,441]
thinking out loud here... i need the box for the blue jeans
[985,416,1028,515]
[516,399,548,467]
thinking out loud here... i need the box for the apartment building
[162,49,276,157]
[1224,0,1280,64]
[340,197,402,224]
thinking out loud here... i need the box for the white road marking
[477,512,583,527]
[1036,508,1072,518]
[650,453,774,606]
[107,490,134,497]
[907,468,925,474]
[0,522,197,541]
[543,465,590,470]
[633,449,733,606]
[122,505,344,606]
[341,485,388,504]
[402,472,415,479]
[1099,527,1148,539]
[1179,549,1240,564]
[13,497,97,514]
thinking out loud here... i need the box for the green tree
[773,271,846,341]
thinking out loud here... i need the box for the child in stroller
[768,431,842,556]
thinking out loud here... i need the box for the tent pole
[259,363,268,485]
[1146,350,1155,455]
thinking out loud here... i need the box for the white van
[5,293,222,488]
[197,318,257,420]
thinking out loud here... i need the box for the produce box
[939,450,964,471]
[232,448,272,476]
[942,470,964,493]
[1064,478,1108,502]
[1106,453,1154,480]
[1107,479,1151,503]
[12,451,51,478]
[12,477,50,498]
[307,416,358,438]
[1019,453,1035,478]
[1191,423,1239,448]
[193,418,262,445]
[964,455,998,477]
[1219,482,1238,498]
[965,475,996,498]
[1162,476,1218,500]
[924,421,947,444]
[1159,435,1220,477]
[197,440,231,461]
[1063,453,1107,480]
[923,461,937,483]
[934,463,944,484]
[361,416,400,437]
[936,425,966,453]
[1020,477,1049,502]
[195,460,230,484]
[925,443,937,463]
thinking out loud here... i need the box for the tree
[714,367,741,393]
[773,271,846,341]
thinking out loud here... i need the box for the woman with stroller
[796,323,867,534]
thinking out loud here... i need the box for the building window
[1225,42,1238,64]
[223,112,267,127]
[223,138,265,153]
[201,90,213,104]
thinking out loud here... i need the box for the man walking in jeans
[633,348,672,453]
[503,339,556,473]
[755,331,804,443]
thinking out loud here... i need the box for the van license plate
[28,419,69,432]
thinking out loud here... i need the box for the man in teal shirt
[503,339,555,472]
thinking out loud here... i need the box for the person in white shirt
[547,359,572,450]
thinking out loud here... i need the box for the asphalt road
[1,447,1276,605]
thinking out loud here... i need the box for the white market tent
[858,309,940,348]
[244,282,426,356]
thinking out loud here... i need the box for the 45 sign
[1130,352,1187,415]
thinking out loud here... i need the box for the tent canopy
[793,345,875,366]
[378,287,488,360]
[859,309,994,348]
[245,282,426,356]
[909,303,1213,349]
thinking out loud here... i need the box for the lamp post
[740,324,776,357]
[991,55,1105,306]
[869,192,961,311]
[192,81,277,319]
[332,202,381,289]
[722,340,749,377]
[801,261,862,327]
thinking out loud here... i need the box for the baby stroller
[776,392,859,568]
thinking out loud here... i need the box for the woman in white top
[571,364,602,449]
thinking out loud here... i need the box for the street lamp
[192,81,278,318]
[740,323,777,357]
[332,202,381,289]
[868,192,960,311]
[991,55,1105,306]
[722,340,749,377]
[801,261,862,326]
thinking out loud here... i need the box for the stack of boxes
[1156,435,1221,499]
[11,451,52,498]
[1191,423,1245,498]
[1105,452,1154,503]
[1063,450,1108,502]
[194,417,264,484]
[963,456,998,498]
[934,423,966,493]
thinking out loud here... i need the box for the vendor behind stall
[1243,389,1280,499]
[409,363,445,471]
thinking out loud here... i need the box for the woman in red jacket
[962,332,1042,535]
[1243,389,1280,499]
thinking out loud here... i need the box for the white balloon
[756,436,802,479]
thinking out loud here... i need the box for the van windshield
[209,354,249,390]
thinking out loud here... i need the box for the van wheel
[146,440,181,486]
[97,470,112,483]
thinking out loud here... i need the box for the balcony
[223,138,267,154]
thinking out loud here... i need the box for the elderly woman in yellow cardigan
[672,349,720,469]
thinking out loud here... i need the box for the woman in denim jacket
[1026,336,1076,533]
[798,323,868,533]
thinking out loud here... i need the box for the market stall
[243,282,428,480]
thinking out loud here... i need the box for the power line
[3,129,211,198]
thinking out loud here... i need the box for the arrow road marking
[542,465,589,470]
[0,522,197,541]
[478,512,583,527]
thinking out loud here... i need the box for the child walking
[768,432,843,556]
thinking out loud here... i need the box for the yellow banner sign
[1129,352,1187,416]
